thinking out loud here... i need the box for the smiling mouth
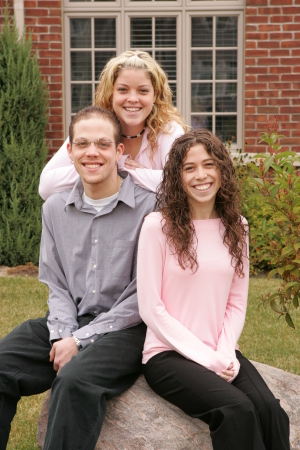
[124,107,141,112]
[194,183,212,191]
[84,163,103,169]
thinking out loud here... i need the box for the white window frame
[63,1,244,149]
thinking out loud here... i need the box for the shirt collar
[64,172,136,212]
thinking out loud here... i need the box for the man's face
[67,115,124,199]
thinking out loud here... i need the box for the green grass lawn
[0,275,299,449]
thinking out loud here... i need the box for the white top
[39,121,185,200]
[137,212,249,382]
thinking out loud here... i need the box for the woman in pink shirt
[137,129,290,450]
[39,50,186,200]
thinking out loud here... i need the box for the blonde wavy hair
[94,50,188,159]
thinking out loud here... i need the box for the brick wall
[0,0,64,156]
[245,0,300,153]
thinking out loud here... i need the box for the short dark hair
[69,106,122,145]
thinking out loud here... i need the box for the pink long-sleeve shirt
[137,212,249,381]
[39,121,184,200]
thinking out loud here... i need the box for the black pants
[144,350,290,450]
[0,315,146,450]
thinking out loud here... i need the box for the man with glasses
[0,106,156,450]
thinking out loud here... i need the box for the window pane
[155,17,176,47]
[169,83,177,106]
[216,17,237,47]
[95,51,116,79]
[71,52,91,81]
[216,116,237,142]
[95,19,116,48]
[191,83,212,113]
[191,115,212,131]
[216,50,237,80]
[71,85,92,114]
[70,19,91,49]
[192,50,212,80]
[216,83,237,112]
[191,17,213,47]
[131,18,152,48]
[155,51,176,80]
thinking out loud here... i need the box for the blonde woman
[39,50,187,199]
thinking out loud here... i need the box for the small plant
[248,117,300,328]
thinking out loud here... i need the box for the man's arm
[39,204,79,342]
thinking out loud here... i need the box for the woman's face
[182,144,221,216]
[112,69,156,134]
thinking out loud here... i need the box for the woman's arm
[39,138,79,200]
[217,220,250,381]
[137,214,232,375]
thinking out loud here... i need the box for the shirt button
[51,330,54,333]
[109,325,113,329]
[92,290,96,294]
[59,329,62,333]
[93,265,96,269]
[91,339,94,343]
[94,239,98,243]
[94,310,97,314]
[86,332,90,336]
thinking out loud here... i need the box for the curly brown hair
[156,129,248,277]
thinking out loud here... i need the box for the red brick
[246,16,268,24]
[282,40,300,48]
[245,58,256,66]
[245,41,257,49]
[245,49,268,57]
[257,106,279,114]
[281,138,300,145]
[258,7,281,14]
[271,0,293,4]
[50,26,61,33]
[281,6,300,14]
[270,49,290,57]
[270,66,292,74]
[25,17,36,25]
[30,26,48,33]
[50,43,62,50]
[269,82,291,89]
[258,24,281,32]
[257,90,280,98]
[26,8,48,16]
[245,99,268,106]
[246,67,269,74]
[283,24,300,31]
[39,50,62,58]
[245,75,257,83]
[258,41,280,49]
[246,0,268,5]
[245,107,256,114]
[281,107,300,113]
[245,91,256,98]
[270,16,294,23]
[281,90,298,97]
[38,58,50,66]
[257,75,282,82]
[282,74,300,82]
[38,0,61,6]
[24,1,37,6]
[292,49,300,56]
[246,82,268,90]
[257,57,280,65]
[246,32,270,40]
[269,98,290,106]
[49,9,61,17]
[38,17,61,25]
[40,33,62,42]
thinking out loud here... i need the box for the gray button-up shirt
[39,173,156,347]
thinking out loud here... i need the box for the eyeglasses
[72,139,115,150]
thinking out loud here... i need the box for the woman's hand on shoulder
[124,159,146,170]
[217,362,235,382]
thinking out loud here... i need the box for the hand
[217,362,235,382]
[124,159,146,170]
[49,337,78,373]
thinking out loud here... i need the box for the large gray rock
[37,361,300,449]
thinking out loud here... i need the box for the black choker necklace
[122,128,145,140]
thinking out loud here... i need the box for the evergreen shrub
[0,10,48,266]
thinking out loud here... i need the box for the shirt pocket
[110,239,136,280]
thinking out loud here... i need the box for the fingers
[124,159,146,169]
